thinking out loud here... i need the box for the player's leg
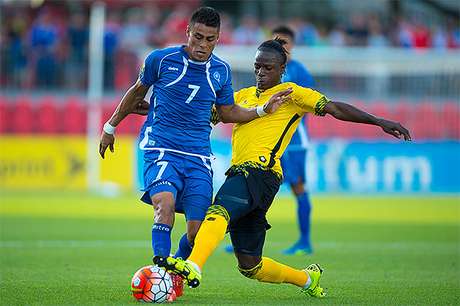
[231,210,325,297]
[187,173,252,269]
[283,149,313,255]
[160,173,252,287]
[174,156,214,260]
[140,151,182,261]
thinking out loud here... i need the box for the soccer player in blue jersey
[98,6,289,292]
[273,26,315,255]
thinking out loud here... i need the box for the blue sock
[174,233,193,259]
[151,223,172,257]
[296,192,311,247]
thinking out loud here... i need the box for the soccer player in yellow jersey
[159,38,411,298]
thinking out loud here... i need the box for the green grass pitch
[1,191,459,305]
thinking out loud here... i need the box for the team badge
[213,71,220,81]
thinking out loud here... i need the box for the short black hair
[257,38,289,65]
[189,7,221,29]
[272,25,295,40]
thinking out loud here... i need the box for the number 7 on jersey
[185,84,200,104]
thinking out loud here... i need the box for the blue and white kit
[138,45,234,221]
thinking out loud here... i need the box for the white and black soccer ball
[131,265,173,303]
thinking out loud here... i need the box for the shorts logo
[213,71,220,81]
[259,156,266,163]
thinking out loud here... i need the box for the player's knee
[151,193,175,220]
[291,182,305,196]
[238,261,263,280]
[205,205,230,222]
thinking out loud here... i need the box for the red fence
[0,96,458,140]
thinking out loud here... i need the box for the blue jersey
[281,59,315,150]
[138,46,234,157]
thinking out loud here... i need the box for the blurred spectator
[346,14,369,46]
[119,8,148,50]
[65,12,88,89]
[447,19,460,49]
[232,15,265,45]
[328,25,346,47]
[218,13,235,45]
[163,4,190,45]
[144,7,166,48]
[368,18,388,47]
[432,26,448,50]
[396,18,414,48]
[4,12,28,88]
[412,20,432,48]
[294,18,318,46]
[29,9,59,88]
[104,11,121,90]
[0,1,458,91]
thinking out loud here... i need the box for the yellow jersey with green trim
[230,82,328,176]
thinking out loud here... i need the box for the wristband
[103,122,116,135]
[256,105,267,117]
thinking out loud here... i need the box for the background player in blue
[98,6,289,279]
[272,26,315,255]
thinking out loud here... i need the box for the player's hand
[263,88,293,114]
[377,118,412,141]
[132,100,150,116]
[99,132,115,159]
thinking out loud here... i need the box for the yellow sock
[239,257,308,287]
[188,205,229,269]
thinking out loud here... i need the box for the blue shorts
[280,149,307,185]
[140,150,213,221]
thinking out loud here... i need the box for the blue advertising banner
[210,140,460,194]
[137,140,460,194]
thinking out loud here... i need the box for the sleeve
[293,85,329,116]
[215,64,235,106]
[139,50,161,87]
[210,106,221,125]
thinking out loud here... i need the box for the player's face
[254,50,285,90]
[185,22,220,62]
[272,33,293,60]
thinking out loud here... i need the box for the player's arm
[215,88,293,123]
[99,79,150,159]
[324,101,412,141]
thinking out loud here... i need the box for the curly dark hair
[257,38,289,65]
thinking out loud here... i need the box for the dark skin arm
[324,101,411,140]
[99,79,150,158]
[215,88,293,123]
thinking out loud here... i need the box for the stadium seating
[11,96,34,134]
[62,96,87,134]
[0,96,8,133]
[0,96,458,140]
[37,96,60,134]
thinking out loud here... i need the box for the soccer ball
[131,265,173,303]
